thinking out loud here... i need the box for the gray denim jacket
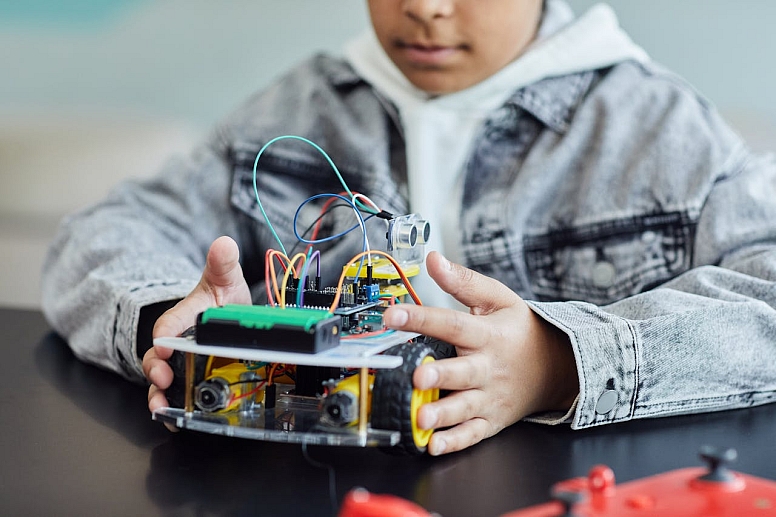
[41,54,776,430]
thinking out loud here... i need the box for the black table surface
[1,306,775,517]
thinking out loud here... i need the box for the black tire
[165,350,209,409]
[415,335,457,360]
[372,342,438,455]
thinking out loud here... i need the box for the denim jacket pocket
[524,211,697,305]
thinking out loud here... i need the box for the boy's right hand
[142,236,252,417]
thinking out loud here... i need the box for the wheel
[412,336,456,398]
[414,335,457,360]
[371,342,439,455]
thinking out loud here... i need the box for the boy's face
[367,0,544,94]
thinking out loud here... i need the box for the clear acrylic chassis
[152,331,418,447]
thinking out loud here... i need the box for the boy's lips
[396,41,462,66]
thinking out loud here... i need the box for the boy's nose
[402,0,455,22]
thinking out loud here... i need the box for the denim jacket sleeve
[518,66,776,429]
[40,136,246,381]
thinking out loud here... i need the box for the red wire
[341,328,394,340]
[227,381,267,406]
[304,191,374,255]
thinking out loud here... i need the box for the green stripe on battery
[201,304,333,332]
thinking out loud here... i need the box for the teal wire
[252,135,379,255]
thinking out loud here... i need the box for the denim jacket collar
[505,69,598,134]
[330,56,599,136]
[328,57,363,89]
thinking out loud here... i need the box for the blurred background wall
[2,0,775,308]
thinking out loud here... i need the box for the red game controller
[501,446,776,517]
[338,487,436,517]
[338,447,775,517]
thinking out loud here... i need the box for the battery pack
[196,304,341,353]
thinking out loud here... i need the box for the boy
[42,0,776,457]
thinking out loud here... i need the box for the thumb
[201,235,247,291]
[425,251,519,313]
[153,236,251,339]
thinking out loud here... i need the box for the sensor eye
[386,213,431,266]
[414,220,430,245]
[394,221,418,249]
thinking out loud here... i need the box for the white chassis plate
[153,330,419,368]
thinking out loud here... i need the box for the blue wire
[295,214,376,244]
[252,135,378,255]
[293,193,372,282]
[293,194,369,247]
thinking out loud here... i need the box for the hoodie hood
[343,1,650,308]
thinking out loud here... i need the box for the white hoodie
[344,1,650,308]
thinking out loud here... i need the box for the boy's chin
[405,73,475,96]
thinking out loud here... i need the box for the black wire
[287,202,378,257]
[287,203,353,257]
[301,440,338,516]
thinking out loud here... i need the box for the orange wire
[265,249,278,304]
[280,253,307,308]
[268,363,281,385]
[265,250,295,305]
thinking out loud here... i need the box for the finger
[148,386,179,432]
[413,354,490,390]
[148,384,169,411]
[202,236,249,295]
[416,388,488,431]
[427,418,495,456]
[152,236,250,340]
[425,251,519,312]
[143,352,174,390]
[152,342,174,361]
[383,304,487,351]
[153,294,209,339]
[142,347,156,378]
[142,347,163,377]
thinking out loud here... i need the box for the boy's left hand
[143,236,252,418]
[383,251,579,456]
